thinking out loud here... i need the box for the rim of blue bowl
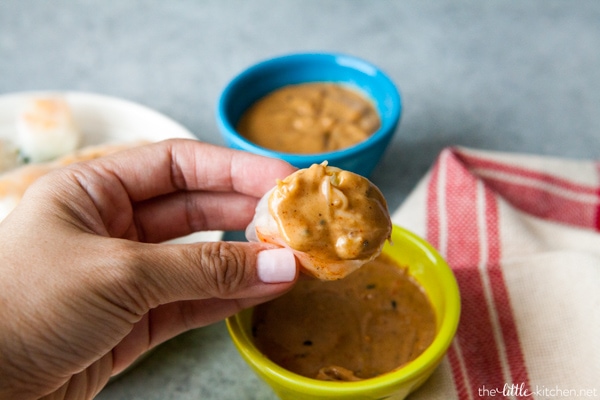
[216,52,402,164]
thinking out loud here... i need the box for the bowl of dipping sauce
[216,52,401,177]
[226,225,460,400]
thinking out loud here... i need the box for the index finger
[56,139,296,240]
[86,139,297,202]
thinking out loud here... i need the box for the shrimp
[246,162,391,280]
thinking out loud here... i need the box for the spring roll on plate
[0,141,146,222]
[246,162,392,280]
[16,97,82,163]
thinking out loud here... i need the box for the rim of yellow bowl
[226,224,461,396]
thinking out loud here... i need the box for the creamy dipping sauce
[236,83,380,154]
[252,254,437,381]
[259,162,391,280]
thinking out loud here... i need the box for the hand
[0,139,299,399]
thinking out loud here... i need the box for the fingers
[130,191,259,243]
[85,139,297,202]
[54,139,297,240]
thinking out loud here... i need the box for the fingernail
[257,248,297,283]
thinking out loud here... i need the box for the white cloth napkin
[392,147,600,400]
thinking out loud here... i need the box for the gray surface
[2,1,600,399]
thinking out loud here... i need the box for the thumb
[111,240,298,311]
[104,241,298,374]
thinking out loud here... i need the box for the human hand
[0,139,298,399]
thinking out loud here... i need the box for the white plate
[0,91,223,244]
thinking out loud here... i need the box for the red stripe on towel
[458,152,597,195]
[483,185,532,398]
[427,148,533,399]
[427,154,469,397]
[444,153,505,398]
[458,151,600,229]
[596,163,600,231]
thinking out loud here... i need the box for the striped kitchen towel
[392,147,600,400]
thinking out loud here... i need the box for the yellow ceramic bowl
[226,225,460,400]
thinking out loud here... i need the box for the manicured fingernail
[257,248,297,283]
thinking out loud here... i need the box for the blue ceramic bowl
[216,52,402,177]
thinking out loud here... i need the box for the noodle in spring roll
[246,162,392,280]
[0,140,20,174]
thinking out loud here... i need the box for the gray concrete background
[2,1,599,399]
